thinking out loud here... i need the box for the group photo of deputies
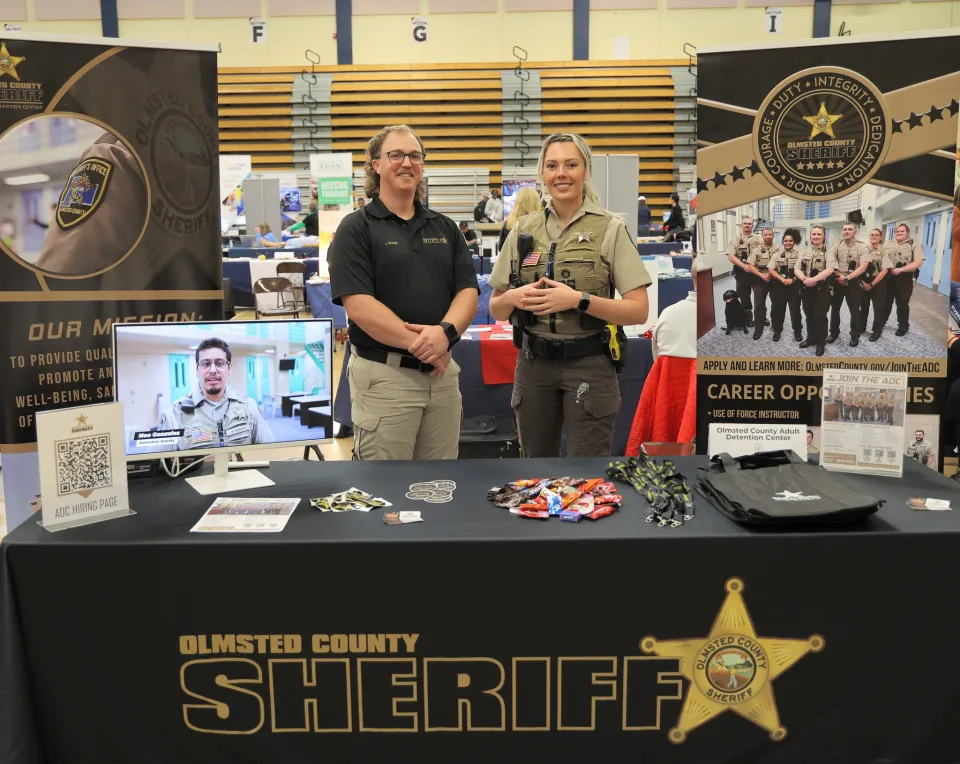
[697,186,953,360]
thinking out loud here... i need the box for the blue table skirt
[305,282,347,329]
[224,259,320,308]
[333,336,653,456]
[659,277,693,313]
[472,256,493,276]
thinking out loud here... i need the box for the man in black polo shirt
[330,125,479,460]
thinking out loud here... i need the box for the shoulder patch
[56,158,114,230]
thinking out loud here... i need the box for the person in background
[485,188,504,224]
[663,192,685,234]
[807,430,819,455]
[795,223,835,357]
[488,132,651,458]
[329,124,479,461]
[254,222,282,248]
[726,216,761,326]
[883,222,925,337]
[637,195,651,238]
[356,197,366,209]
[861,228,893,342]
[459,220,478,247]
[499,186,541,250]
[286,202,319,238]
[474,193,490,223]
[767,227,804,343]
[746,226,778,339]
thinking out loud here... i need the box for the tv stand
[185,452,275,496]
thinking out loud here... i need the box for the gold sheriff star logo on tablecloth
[0,43,25,81]
[641,578,824,744]
[75,414,88,427]
[803,102,842,139]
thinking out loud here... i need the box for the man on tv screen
[158,338,273,450]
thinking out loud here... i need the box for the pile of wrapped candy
[487,478,623,521]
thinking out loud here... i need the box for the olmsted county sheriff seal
[753,66,891,201]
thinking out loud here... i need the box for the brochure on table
[819,369,907,478]
[35,402,133,532]
[191,497,300,533]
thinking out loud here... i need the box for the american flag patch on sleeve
[522,251,541,267]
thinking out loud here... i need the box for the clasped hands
[404,322,451,377]
[509,278,580,315]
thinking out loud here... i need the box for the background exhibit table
[2,458,960,763]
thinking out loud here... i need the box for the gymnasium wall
[2,0,958,66]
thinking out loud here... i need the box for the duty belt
[522,331,606,360]
[354,346,435,373]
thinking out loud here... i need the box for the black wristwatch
[440,321,460,349]
[577,292,591,313]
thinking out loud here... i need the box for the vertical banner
[0,34,222,531]
[309,153,353,239]
[219,154,252,224]
[695,32,959,469]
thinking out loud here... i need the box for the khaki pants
[348,350,462,460]
[511,352,621,458]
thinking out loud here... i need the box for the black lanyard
[607,457,694,527]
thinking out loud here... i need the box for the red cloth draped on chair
[625,355,696,456]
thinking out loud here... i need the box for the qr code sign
[55,434,112,496]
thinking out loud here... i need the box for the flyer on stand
[819,369,907,478]
[191,498,301,533]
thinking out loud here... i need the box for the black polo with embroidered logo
[330,195,479,355]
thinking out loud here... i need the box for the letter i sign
[765,7,782,34]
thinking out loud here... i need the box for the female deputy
[861,228,892,342]
[794,224,834,357]
[488,133,651,457]
[767,227,803,343]
[499,186,541,250]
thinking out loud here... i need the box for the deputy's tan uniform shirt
[748,243,779,271]
[795,246,836,276]
[489,197,651,340]
[827,240,870,276]
[727,233,762,263]
[883,239,925,269]
[866,246,895,272]
[35,132,148,276]
[768,247,802,275]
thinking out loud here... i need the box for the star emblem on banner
[711,171,727,188]
[0,42,25,81]
[729,165,746,183]
[948,99,959,117]
[641,578,824,744]
[802,102,842,140]
[905,111,925,130]
[925,104,944,123]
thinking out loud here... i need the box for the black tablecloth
[3,458,960,763]
[333,336,654,454]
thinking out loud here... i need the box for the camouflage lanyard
[607,457,694,527]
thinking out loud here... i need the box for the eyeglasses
[198,359,230,370]
[380,150,425,166]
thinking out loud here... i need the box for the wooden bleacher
[218,59,688,214]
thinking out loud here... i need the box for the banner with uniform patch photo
[695,31,958,470]
[0,34,222,531]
